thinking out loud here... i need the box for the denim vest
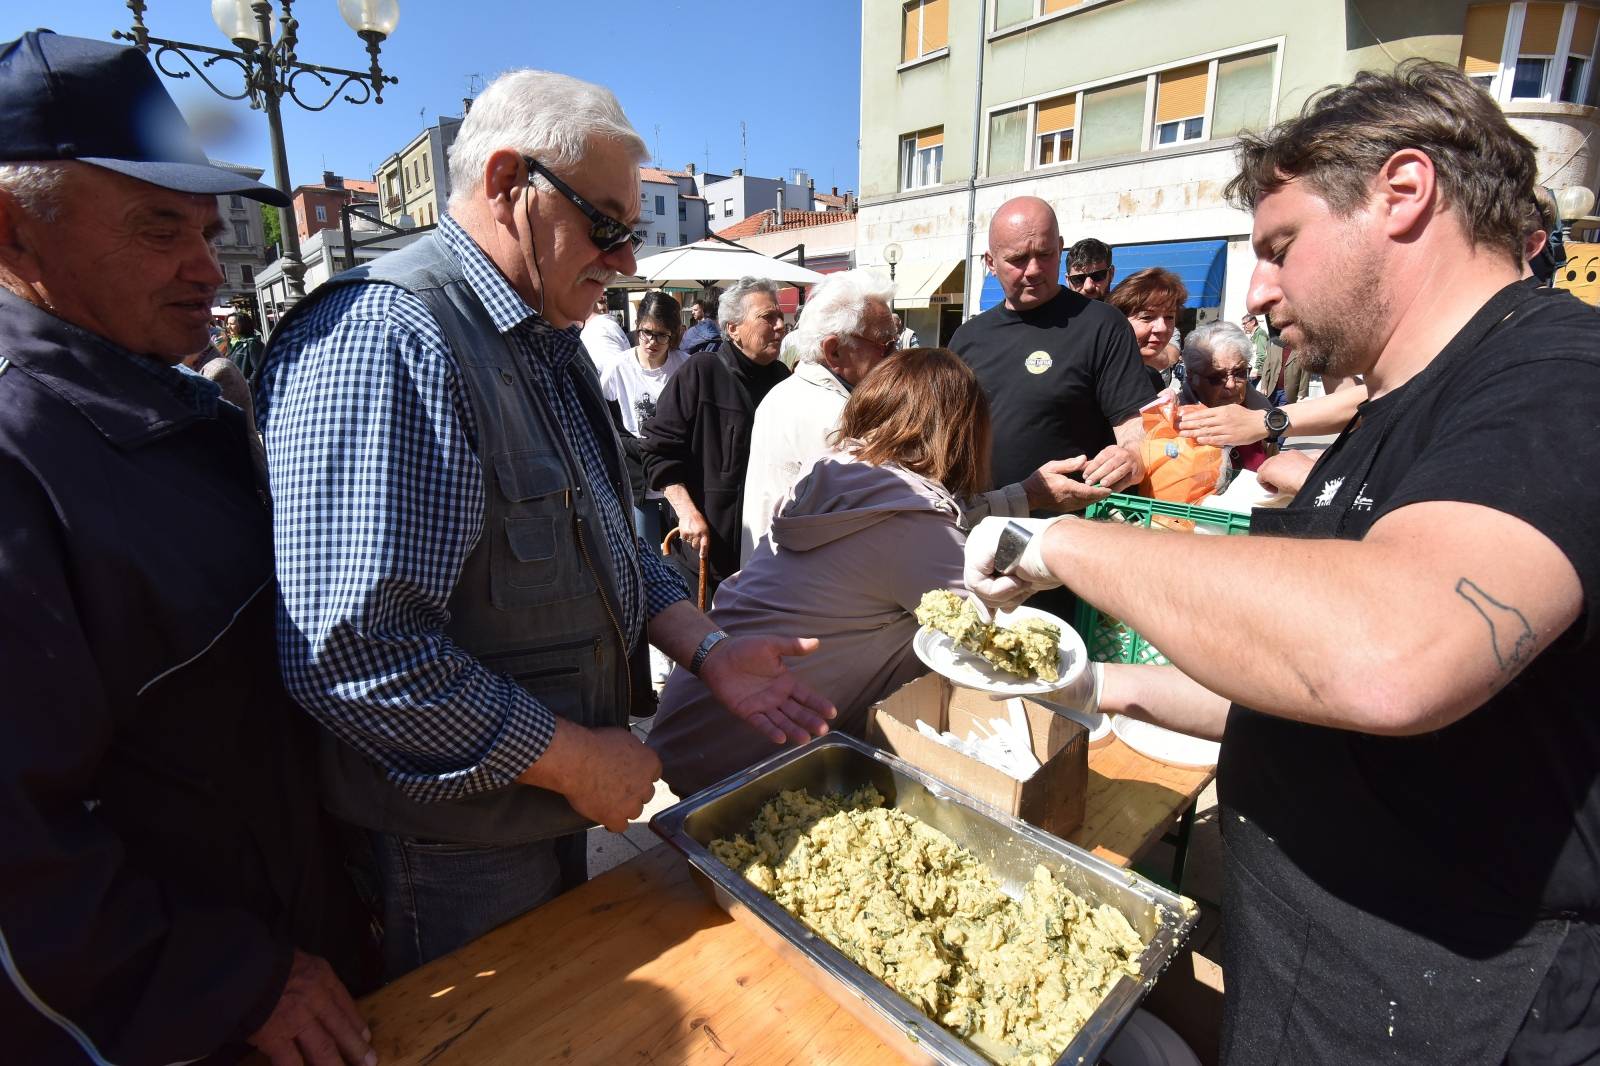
[273,234,646,844]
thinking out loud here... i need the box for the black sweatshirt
[640,339,789,585]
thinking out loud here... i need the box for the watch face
[1265,408,1290,434]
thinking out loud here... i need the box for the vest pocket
[489,450,596,608]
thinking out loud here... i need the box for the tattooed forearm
[1456,577,1537,672]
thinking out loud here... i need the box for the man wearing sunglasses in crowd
[1065,237,1115,301]
[255,69,836,982]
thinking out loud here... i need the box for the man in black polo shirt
[966,62,1600,1064]
[951,197,1152,512]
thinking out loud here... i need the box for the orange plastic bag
[1135,396,1226,504]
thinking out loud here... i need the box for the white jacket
[738,359,1033,565]
[739,360,849,564]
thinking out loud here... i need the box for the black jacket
[0,293,364,1065]
[640,339,789,584]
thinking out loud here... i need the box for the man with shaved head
[951,198,1153,608]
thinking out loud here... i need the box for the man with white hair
[738,269,1114,563]
[257,70,834,979]
[641,276,791,593]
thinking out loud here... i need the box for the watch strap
[690,629,730,675]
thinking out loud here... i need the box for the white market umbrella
[629,239,826,288]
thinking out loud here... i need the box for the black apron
[1217,282,1574,1065]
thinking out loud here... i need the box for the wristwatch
[690,629,730,675]
[1263,406,1291,436]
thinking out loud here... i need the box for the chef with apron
[962,64,1600,1065]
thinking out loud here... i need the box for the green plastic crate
[1071,493,1250,666]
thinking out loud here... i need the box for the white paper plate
[1111,715,1221,768]
[913,604,1087,696]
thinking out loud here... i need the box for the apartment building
[860,0,1600,343]
[700,169,819,228]
[292,171,380,241]
[638,167,711,249]
[375,115,462,229]
[210,160,271,316]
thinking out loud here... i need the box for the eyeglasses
[1066,267,1111,287]
[523,156,644,255]
[638,327,673,344]
[848,332,898,357]
[1200,367,1251,386]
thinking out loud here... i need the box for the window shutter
[1461,4,1510,74]
[923,0,948,51]
[1156,64,1209,123]
[916,126,945,150]
[1037,94,1077,134]
[1043,0,1080,12]
[1521,2,1565,54]
[1572,5,1600,56]
[902,2,919,63]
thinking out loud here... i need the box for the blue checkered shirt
[258,216,686,804]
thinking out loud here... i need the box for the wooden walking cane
[660,527,709,611]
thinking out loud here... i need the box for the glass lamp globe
[338,0,401,38]
[211,0,263,46]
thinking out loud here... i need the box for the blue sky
[19,2,864,196]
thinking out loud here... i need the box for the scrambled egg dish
[916,589,1062,683]
[710,787,1145,1065]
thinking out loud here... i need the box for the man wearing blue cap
[0,30,374,1066]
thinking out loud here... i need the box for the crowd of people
[3,25,1598,1066]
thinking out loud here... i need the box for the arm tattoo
[1456,577,1537,672]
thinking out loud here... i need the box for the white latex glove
[991,662,1103,732]
[963,516,1065,610]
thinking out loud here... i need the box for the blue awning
[978,237,1227,312]
[1112,239,1226,309]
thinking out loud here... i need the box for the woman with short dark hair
[1109,268,1187,395]
[648,347,991,795]
[599,290,688,546]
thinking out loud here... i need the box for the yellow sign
[1555,242,1600,306]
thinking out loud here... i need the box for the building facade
[638,167,711,249]
[254,221,427,332]
[293,171,380,241]
[859,0,1600,344]
[375,115,461,230]
[211,160,271,318]
[700,169,819,229]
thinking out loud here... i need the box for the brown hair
[1225,60,1537,264]
[1108,267,1188,319]
[833,347,991,497]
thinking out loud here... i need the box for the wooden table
[357,737,1213,1066]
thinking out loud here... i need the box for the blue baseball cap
[0,29,289,207]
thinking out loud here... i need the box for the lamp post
[115,0,401,308]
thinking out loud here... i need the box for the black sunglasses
[523,156,643,255]
[1066,267,1111,286]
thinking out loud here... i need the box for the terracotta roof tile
[639,167,678,183]
[714,208,857,239]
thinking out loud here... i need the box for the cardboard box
[866,673,1088,838]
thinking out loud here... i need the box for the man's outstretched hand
[700,635,837,744]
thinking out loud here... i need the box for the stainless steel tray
[650,733,1197,1066]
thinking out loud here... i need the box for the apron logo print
[1024,351,1053,375]
[1314,477,1345,507]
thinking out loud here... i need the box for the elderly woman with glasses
[1108,267,1188,396]
[1178,320,1277,474]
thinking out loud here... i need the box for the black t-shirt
[1223,284,1600,939]
[951,288,1154,487]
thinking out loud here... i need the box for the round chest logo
[1024,350,1052,375]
